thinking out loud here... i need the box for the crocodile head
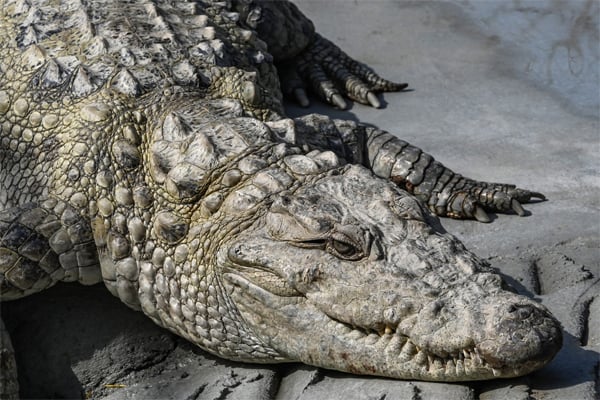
[219,164,562,381]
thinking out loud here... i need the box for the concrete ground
[2,1,599,399]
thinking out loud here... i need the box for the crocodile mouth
[222,263,558,381]
[324,317,532,380]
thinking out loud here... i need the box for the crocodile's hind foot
[280,33,408,109]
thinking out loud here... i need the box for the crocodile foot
[427,181,546,223]
[279,33,408,109]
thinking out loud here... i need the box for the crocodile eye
[328,237,363,261]
[293,235,363,261]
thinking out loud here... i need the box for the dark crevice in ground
[580,297,592,347]
[530,259,542,296]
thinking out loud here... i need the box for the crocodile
[0,0,562,397]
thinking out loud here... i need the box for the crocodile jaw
[222,249,562,381]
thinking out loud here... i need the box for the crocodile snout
[477,302,562,369]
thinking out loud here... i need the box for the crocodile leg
[0,198,101,300]
[236,0,408,109]
[291,114,544,222]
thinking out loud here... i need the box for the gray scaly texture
[0,0,560,397]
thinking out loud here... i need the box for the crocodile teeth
[472,349,483,366]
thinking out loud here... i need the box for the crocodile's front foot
[413,178,547,223]
[280,33,408,109]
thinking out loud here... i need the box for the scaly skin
[0,0,559,397]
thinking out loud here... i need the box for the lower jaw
[294,317,548,381]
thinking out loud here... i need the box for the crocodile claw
[331,94,347,110]
[367,92,381,108]
[474,205,491,223]
[440,182,544,222]
[511,199,526,217]
[293,88,310,108]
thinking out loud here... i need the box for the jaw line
[221,270,549,381]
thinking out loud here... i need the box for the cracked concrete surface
[2,1,599,399]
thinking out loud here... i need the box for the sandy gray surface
[2,1,599,399]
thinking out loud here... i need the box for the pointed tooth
[492,368,502,377]
[384,326,393,335]
[471,349,482,366]
[414,350,427,366]
[446,359,456,375]
[456,359,464,375]
[399,340,417,362]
